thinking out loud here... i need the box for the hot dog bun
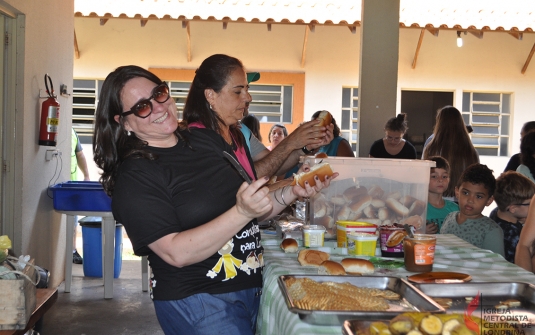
[318,260,346,275]
[291,162,334,188]
[298,249,330,266]
[316,110,333,127]
[340,258,375,274]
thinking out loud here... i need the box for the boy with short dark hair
[489,171,535,263]
[440,164,505,256]
[426,156,459,234]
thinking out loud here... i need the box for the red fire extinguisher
[38,74,60,146]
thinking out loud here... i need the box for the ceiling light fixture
[457,31,463,47]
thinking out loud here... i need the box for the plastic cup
[403,234,437,272]
[347,232,377,256]
[302,225,326,247]
[336,221,377,247]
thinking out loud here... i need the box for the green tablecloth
[256,233,535,335]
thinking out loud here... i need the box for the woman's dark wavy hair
[93,65,185,196]
[384,113,408,133]
[182,54,245,148]
[312,110,340,137]
[423,106,479,197]
[520,131,535,179]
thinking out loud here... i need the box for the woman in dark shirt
[93,57,336,335]
[369,113,417,159]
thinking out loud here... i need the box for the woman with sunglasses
[93,59,335,335]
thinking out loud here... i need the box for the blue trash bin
[79,216,123,278]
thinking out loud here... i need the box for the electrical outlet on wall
[45,149,61,161]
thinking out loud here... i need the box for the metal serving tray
[415,282,535,327]
[278,275,444,325]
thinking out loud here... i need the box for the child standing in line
[426,156,459,234]
[489,171,535,263]
[440,164,505,256]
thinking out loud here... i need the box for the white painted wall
[74,18,535,178]
[3,0,74,286]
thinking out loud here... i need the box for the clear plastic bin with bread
[307,157,435,235]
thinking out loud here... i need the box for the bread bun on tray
[291,162,334,188]
[318,260,346,276]
[298,249,330,266]
[341,258,375,274]
[280,238,298,253]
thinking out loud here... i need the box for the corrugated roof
[74,0,535,32]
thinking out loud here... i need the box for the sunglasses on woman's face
[121,83,171,118]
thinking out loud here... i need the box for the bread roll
[316,110,333,127]
[378,207,390,221]
[325,202,334,216]
[360,218,382,226]
[318,260,346,275]
[349,195,373,215]
[409,200,426,216]
[363,205,377,219]
[316,215,334,229]
[297,249,330,266]
[291,162,334,188]
[371,199,386,209]
[401,215,424,229]
[330,195,347,205]
[280,238,299,253]
[337,205,352,221]
[399,195,415,208]
[343,186,368,202]
[341,258,375,274]
[368,185,384,199]
[347,211,362,221]
[385,198,410,217]
[315,152,328,158]
[385,191,402,200]
[314,201,327,218]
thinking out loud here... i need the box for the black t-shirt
[112,128,263,300]
[489,207,522,263]
[504,153,521,172]
[369,139,417,159]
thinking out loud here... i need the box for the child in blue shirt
[426,156,459,234]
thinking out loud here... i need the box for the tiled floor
[41,235,164,335]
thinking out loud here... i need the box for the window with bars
[461,92,511,157]
[247,84,293,123]
[341,87,359,155]
[72,79,293,142]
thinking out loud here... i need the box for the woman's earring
[209,104,213,110]
[127,130,131,136]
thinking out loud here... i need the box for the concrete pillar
[357,0,400,157]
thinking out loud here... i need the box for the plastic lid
[347,232,378,240]
[302,225,326,232]
[336,220,376,227]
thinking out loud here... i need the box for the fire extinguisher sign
[46,105,59,132]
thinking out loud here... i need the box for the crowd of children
[423,127,535,269]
